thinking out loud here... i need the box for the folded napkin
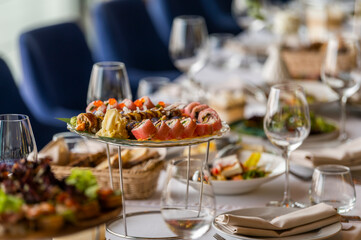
[38,138,70,165]
[291,137,361,167]
[215,203,341,237]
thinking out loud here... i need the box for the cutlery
[213,233,226,240]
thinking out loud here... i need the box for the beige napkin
[215,203,341,237]
[38,138,70,165]
[291,138,361,167]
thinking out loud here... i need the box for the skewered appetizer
[0,159,122,235]
[70,97,223,140]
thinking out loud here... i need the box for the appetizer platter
[231,112,339,142]
[63,96,230,147]
[209,150,285,195]
[0,159,122,239]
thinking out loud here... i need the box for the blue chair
[0,57,63,148]
[19,22,94,127]
[92,0,181,97]
[146,0,240,45]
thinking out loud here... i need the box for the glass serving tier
[66,121,230,240]
[67,121,230,147]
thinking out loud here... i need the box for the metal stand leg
[197,140,210,217]
[118,146,127,236]
[106,144,114,190]
[186,145,191,209]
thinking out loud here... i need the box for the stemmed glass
[264,83,311,207]
[0,114,37,170]
[87,61,132,103]
[169,15,209,102]
[86,61,132,163]
[321,35,361,141]
[161,158,216,239]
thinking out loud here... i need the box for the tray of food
[60,97,229,147]
[0,159,122,239]
[209,150,285,195]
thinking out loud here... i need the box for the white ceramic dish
[210,150,285,195]
[212,207,342,240]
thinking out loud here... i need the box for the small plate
[212,207,342,240]
[211,150,285,195]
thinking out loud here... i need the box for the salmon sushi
[194,123,213,136]
[181,118,197,138]
[198,108,222,131]
[190,104,209,119]
[153,120,171,140]
[121,99,136,111]
[131,119,157,140]
[184,102,200,116]
[167,119,185,139]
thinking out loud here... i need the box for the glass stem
[340,95,348,141]
[282,148,291,206]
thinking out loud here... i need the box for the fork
[213,233,226,240]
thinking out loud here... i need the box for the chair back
[93,0,174,71]
[19,22,93,112]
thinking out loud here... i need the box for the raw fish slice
[86,100,106,113]
[194,123,213,136]
[190,104,208,119]
[105,98,118,110]
[131,119,157,140]
[184,102,200,116]
[167,119,185,139]
[181,118,197,138]
[153,121,171,140]
[142,96,155,109]
[198,108,222,131]
[121,99,136,111]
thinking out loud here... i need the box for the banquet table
[102,63,361,239]
[103,109,361,240]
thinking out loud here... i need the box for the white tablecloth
[106,66,361,239]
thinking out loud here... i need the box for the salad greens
[0,189,23,214]
[66,169,99,200]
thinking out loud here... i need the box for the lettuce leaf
[0,190,23,214]
[66,169,99,200]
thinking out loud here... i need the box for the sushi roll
[181,118,197,138]
[153,120,171,140]
[190,104,209,119]
[198,108,222,132]
[184,102,200,116]
[131,119,157,140]
[166,119,185,139]
[120,99,137,111]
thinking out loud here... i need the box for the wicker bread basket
[282,49,324,79]
[51,159,164,200]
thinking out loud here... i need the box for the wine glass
[0,114,37,170]
[87,61,132,103]
[264,83,311,207]
[169,15,209,102]
[321,35,361,141]
[161,158,216,239]
[137,77,170,101]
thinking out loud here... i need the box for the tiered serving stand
[68,122,229,239]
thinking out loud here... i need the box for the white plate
[297,81,339,109]
[305,117,340,144]
[211,151,285,195]
[212,207,342,240]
